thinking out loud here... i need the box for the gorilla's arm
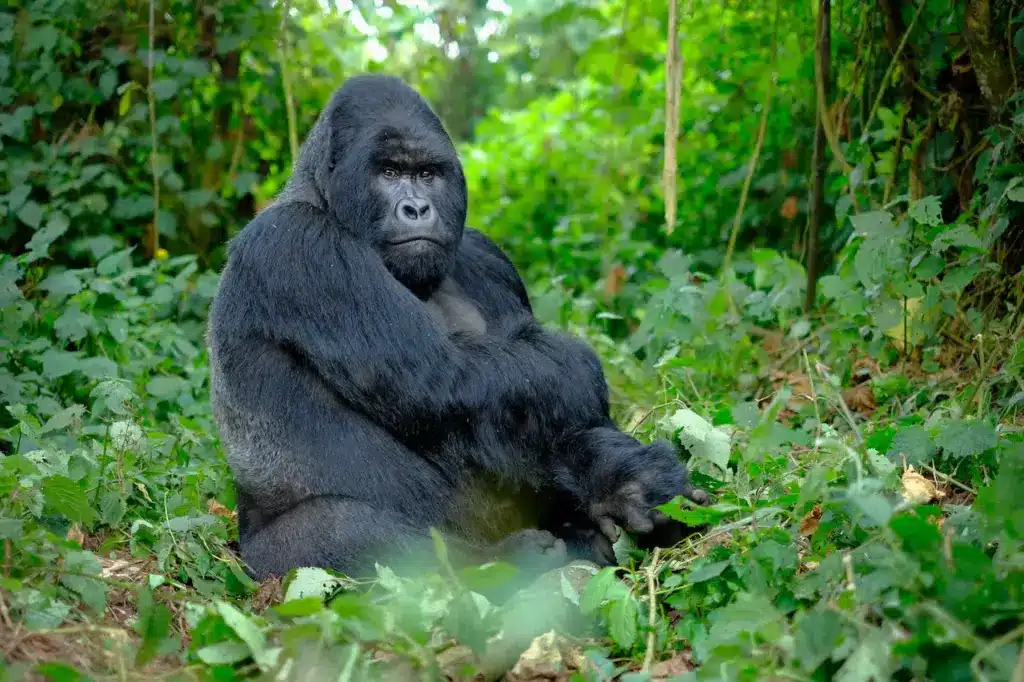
[222,203,610,451]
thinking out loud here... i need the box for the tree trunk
[805,0,830,312]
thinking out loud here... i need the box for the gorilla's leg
[240,496,567,582]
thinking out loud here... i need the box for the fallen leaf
[901,466,945,504]
[603,263,627,300]
[780,196,799,220]
[799,505,822,536]
[652,652,694,679]
[842,383,877,416]
[66,525,86,546]
[508,630,576,681]
[207,498,237,521]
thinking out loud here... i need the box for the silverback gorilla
[207,74,708,582]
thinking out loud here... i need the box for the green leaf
[25,212,70,259]
[939,265,981,293]
[705,593,782,650]
[607,597,638,650]
[215,600,269,668]
[886,426,935,464]
[283,567,341,602]
[41,476,96,525]
[196,641,252,665]
[908,196,942,226]
[933,225,985,252]
[31,662,86,682]
[16,200,42,228]
[39,405,85,434]
[99,69,118,98]
[935,420,998,459]
[54,306,93,342]
[59,551,107,615]
[151,79,178,100]
[460,561,519,592]
[135,587,172,666]
[666,408,731,471]
[835,630,892,682]
[0,517,23,540]
[38,271,82,297]
[99,491,127,526]
[90,380,137,416]
[271,597,324,618]
[794,609,845,672]
[849,210,893,235]
[581,566,621,615]
[687,559,730,583]
[1006,181,1024,202]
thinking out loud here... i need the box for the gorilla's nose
[395,198,437,229]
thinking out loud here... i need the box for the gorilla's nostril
[401,204,418,220]
[419,205,431,218]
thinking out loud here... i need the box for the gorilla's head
[287,74,468,299]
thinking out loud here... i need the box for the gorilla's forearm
[217,205,610,449]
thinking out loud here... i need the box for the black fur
[207,74,706,583]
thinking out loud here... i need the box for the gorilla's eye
[418,169,435,181]
[382,167,399,179]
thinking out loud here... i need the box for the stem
[864,0,927,135]
[721,0,778,275]
[642,546,661,671]
[805,0,830,312]
[662,0,683,234]
[278,0,299,165]
[146,0,160,258]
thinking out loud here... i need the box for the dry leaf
[842,383,877,416]
[508,630,575,681]
[206,498,237,521]
[603,263,627,300]
[66,525,86,546]
[799,505,822,536]
[652,652,694,679]
[780,196,798,220]
[901,466,945,504]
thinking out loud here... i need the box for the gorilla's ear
[325,104,353,174]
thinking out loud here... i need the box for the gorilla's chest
[424,278,487,335]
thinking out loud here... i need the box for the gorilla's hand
[589,479,709,544]
[492,529,568,569]
[557,428,709,546]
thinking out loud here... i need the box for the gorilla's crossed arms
[207,74,707,583]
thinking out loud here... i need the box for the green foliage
[2,0,1023,679]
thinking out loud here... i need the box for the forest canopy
[1,0,1022,680]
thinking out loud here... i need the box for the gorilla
[207,74,707,583]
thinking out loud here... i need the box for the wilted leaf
[799,505,822,536]
[901,466,944,504]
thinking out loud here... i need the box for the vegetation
[1,0,1022,680]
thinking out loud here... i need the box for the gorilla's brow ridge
[373,127,452,168]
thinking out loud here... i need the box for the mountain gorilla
[207,74,708,582]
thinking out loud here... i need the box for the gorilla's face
[330,116,467,299]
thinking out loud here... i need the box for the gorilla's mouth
[389,236,445,247]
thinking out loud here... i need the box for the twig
[721,0,778,274]
[972,622,1024,682]
[278,0,299,164]
[662,0,683,234]
[920,463,977,496]
[863,0,927,135]
[146,0,160,258]
[642,546,661,671]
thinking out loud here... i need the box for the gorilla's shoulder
[457,229,531,310]
[226,203,329,264]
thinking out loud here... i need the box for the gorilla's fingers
[597,516,619,545]
[682,485,710,505]
[622,507,654,534]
